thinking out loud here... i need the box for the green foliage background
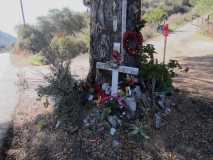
[16,8,90,65]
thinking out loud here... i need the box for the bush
[193,0,213,14]
[15,8,89,59]
[42,34,87,67]
[137,44,181,91]
[27,54,44,66]
[143,7,167,24]
[16,24,48,53]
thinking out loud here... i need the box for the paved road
[0,53,18,147]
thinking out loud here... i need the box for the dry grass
[142,25,160,41]
[142,12,195,41]
[168,12,194,31]
[11,47,44,66]
[199,23,213,38]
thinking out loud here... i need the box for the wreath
[123,31,143,55]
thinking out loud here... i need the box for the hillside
[0,31,16,48]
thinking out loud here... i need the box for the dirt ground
[3,20,213,159]
[4,62,213,160]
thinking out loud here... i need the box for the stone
[110,128,116,136]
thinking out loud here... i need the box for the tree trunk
[87,0,141,83]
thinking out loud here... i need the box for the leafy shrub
[27,54,44,66]
[45,63,75,95]
[186,0,213,15]
[163,0,191,15]
[129,120,149,141]
[15,8,89,59]
[16,24,48,53]
[44,35,87,66]
[137,44,181,91]
[38,62,83,126]
[143,7,167,24]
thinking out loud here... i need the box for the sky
[0,0,87,36]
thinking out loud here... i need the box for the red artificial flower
[95,84,101,93]
[97,90,110,105]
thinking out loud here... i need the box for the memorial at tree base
[80,0,181,136]
[76,0,185,158]
[83,0,145,123]
[5,1,213,159]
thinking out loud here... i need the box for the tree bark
[88,0,141,83]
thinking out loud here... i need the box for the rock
[110,128,116,136]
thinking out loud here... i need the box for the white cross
[121,0,127,59]
[96,62,139,96]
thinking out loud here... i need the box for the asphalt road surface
[0,53,18,147]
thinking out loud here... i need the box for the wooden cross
[96,62,139,96]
